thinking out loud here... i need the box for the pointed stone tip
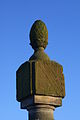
[29,20,48,50]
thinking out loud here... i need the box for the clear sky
[0,0,80,120]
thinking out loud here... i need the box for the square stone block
[16,61,65,102]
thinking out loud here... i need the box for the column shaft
[28,105,54,120]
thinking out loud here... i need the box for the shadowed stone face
[29,20,48,50]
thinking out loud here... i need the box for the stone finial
[29,20,50,61]
[16,20,65,120]
[30,20,48,50]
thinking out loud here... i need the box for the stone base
[21,95,62,120]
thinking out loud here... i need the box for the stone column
[16,20,65,120]
[21,95,62,120]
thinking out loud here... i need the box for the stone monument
[16,20,65,120]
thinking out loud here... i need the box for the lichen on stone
[30,20,48,50]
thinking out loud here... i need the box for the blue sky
[0,0,80,120]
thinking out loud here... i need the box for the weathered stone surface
[16,20,65,120]
[21,95,62,120]
[29,47,50,61]
[30,20,48,50]
[21,95,62,109]
[16,60,65,102]
[29,108,54,120]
